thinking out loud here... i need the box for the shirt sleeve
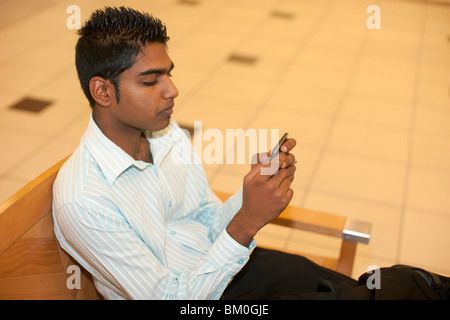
[54,200,254,300]
[191,183,244,242]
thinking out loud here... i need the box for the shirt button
[171,230,176,236]
[237,259,244,264]
[168,201,173,208]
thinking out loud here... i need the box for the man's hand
[252,138,296,174]
[227,138,297,247]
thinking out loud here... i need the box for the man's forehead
[135,43,172,69]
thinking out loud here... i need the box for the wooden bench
[0,156,371,299]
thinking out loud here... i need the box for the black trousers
[222,248,442,300]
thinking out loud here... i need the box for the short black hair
[75,7,170,107]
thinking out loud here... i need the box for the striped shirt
[52,115,255,299]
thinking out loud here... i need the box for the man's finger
[280,138,296,153]
[270,165,296,186]
[278,152,296,169]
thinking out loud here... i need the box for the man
[53,7,447,300]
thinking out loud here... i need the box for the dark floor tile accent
[227,53,258,65]
[177,0,200,5]
[270,10,295,19]
[9,97,53,113]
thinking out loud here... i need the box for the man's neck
[93,112,153,164]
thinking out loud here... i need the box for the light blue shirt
[52,115,255,299]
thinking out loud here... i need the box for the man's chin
[146,117,171,133]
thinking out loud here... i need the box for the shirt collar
[83,115,135,185]
[83,115,177,185]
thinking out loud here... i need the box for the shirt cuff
[206,229,256,274]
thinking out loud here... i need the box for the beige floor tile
[0,89,25,111]
[218,0,272,24]
[288,64,350,94]
[0,99,86,138]
[212,55,286,85]
[250,108,332,149]
[339,94,411,131]
[265,83,341,119]
[239,37,299,61]
[349,71,416,103]
[174,93,260,132]
[423,28,450,51]
[169,40,231,73]
[307,23,365,56]
[426,4,450,29]
[287,186,305,210]
[7,137,76,182]
[32,67,86,104]
[364,16,420,44]
[170,68,208,102]
[311,152,406,206]
[364,34,419,63]
[287,146,320,190]
[407,167,450,216]
[196,71,274,106]
[0,34,27,64]
[295,46,356,73]
[58,110,91,143]
[0,127,45,176]
[415,106,450,137]
[0,12,64,63]
[420,62,450,84]
[327,120,409,163]
[412,131,450,171]
[6,4,68,36]
[14,38,74,70]
[0,60,62,94]
[417,80,450,109]
[377,1,423,32]
[357,55,417,81]
[247,16,309,45]
[400,210,450,276]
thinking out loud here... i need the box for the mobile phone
[269,132,288,161]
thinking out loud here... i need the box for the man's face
[110,42,179,132]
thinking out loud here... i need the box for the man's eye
[143,80,157,86]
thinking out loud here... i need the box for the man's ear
[89,76,115,107]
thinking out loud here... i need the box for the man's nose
[163,77,179,99]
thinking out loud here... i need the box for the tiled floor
[0,0,449,279]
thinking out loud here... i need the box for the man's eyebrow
[137,62,174,76]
